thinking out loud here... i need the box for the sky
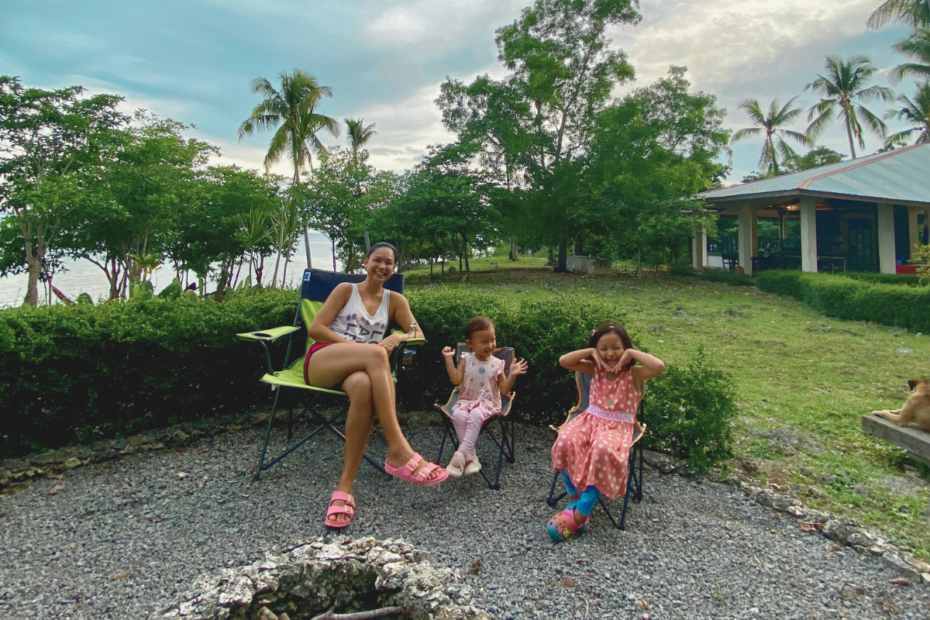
[0,0,920,183]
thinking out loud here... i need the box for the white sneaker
[464,455,481,476]
[447,451,465,478]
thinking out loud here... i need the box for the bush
[841,272,925,287]
[644,346,738,470]
[0,289,298,456]
[699,269,754,287]
[756,271,930,332]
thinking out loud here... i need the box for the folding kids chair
[434,343,516,490]
[546,371,645,530]
[238,269,425,481]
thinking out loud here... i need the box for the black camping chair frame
[545,372,645,530]
[241,269,421,482]
[434,344,517,490]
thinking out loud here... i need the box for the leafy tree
[345,117,377,156]
[804,55,894,159]
[784,146,846,172]
[238,69,340,267]
[0,76,125,306]
[437,0,640,271]
[867,0,930,29]
[731,97,812,175]
[884,81,930,146]
[582,68,728,275]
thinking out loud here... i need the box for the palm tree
[731,97,813,175]
[884,81,930,146]
[803,55,894,159]
[345,117,377,154]
[238,69,340,269]
[890,28,930,82]
[867,0,930,29]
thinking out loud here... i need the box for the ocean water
[0,231,343,308]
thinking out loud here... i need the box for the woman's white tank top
[328,284,391,344]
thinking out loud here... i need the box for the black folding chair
[237,269,424,481]
[546,372,645,530]
[434,344,516,490]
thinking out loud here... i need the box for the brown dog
[872,380,930,433]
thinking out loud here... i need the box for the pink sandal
[384,453,449,486]
[324,491,356,529]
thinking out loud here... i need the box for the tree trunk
[304,229,313,268]
[459,236,464,272]
[510,236,518,261]
[23,256,41,307]
[271,252,282,288]
[331,238,337,272]
[555,231,568,272]
[282,256,289,287]
[844,115,858,159]
[465,243,470,272]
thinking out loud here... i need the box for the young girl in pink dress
[548,322,665,542]
[442,317,528,477]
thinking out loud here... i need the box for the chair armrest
[237,326,301,343]
[390,337,428,375]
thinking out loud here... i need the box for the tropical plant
[238,69,340,266]
[783,146,846,172]
[345,117,377,155]
[884,81,930,146]
[890,29,930,82]
[804,55,894,159]
[867,0,930,29]
[731,97,812,175]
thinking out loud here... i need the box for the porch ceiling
[698,143,930,208]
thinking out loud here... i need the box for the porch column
[738,203,755,275]
[877,202,896,274]
[800,195,817,272]
[909,207,920,255]
[692,225,705,271]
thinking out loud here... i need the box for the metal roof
[698,142,930,207]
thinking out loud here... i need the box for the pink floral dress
[551,367,642,500]
[452,352,505,421]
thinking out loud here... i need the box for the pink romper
[453,352,505,421]
[550,367,642,500]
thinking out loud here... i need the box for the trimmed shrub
[756,271,930,332]
[0,289,298,455]
[842,272,925,287]
[644,346,738,470]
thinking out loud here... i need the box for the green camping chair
[546,371,645,530]
[238,269,425,481]
[434,343,516,490]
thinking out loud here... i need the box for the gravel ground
[2,422,929,620]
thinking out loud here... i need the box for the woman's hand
[378,333,402,355]
[442,346,455,359]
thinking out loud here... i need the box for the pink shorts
[303,342,333,384]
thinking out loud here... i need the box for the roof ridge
[796,142,927,190]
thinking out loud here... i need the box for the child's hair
[465,316,495,340]
[588,321,635,371]
[366,242,398,262]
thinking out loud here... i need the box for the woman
[304,242,448,529]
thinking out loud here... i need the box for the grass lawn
[406,267,930,559]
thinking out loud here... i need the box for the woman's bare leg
[305,343,441,479]
[328,371,374,524]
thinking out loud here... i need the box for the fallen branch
[310,605,406,620]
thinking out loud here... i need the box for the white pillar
[703,227,709,267]
[738,203,755,275]
[909,207,920,257]
[877,203,896,274]
[800,196,818,273]
[692,225,705,271]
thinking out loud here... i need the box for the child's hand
[509,358,529,378]
[592,348,610,373]
[442,346,455,359]
[617,349,635,370]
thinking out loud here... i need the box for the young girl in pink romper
[548,322,665,542]
[442,316,528,477]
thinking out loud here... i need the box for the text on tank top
[329,284,390,344]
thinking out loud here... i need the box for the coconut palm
[867,0,930,29]
[238,69,339,269]
[731,97,813,175]
[345,117,377,154]
[884,81,930,146]
[890,28,930,82]
[804,55,894,159]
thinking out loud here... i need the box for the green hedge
[841,272,925,287]
[1,287,739,468]
[756,271,930,332]
[0,290,298,455]
[699,270,755,287]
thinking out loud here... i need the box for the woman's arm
[388,292,424,341]
[559,348,598,375]
[307,283,356,344]
[442,347,463,385]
